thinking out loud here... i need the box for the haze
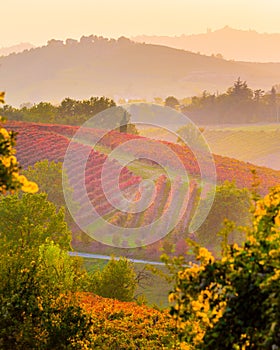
[2,0,280,47]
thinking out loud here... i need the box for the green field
[204,124,280,170]
[83,258,172,308]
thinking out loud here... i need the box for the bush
[0,241,92,349]
[88,257,137,302]
[167,186,280,349]
[0,91,37,194]
[0,192,72,250]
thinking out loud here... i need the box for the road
[68,251,166,266]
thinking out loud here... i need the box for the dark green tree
[88,257,137,302]
[165,96,180,109]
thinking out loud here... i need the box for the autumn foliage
[0,97,38,194]
[77,292,177,349]
[168,186,280,349]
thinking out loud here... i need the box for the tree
[0,192,91,348]
[227,77,253,100]
[0,238,92,349]
[269,86,278,122]
[253,88,265,103]
[165,96,180,109]
[26,102,57,122]
[196,181,251,255]
[181,80,275,124]
[23,160,66,208]
[37,240,87,293]
[119,110,129,133]
[177,124,206,150]
[153,97,163,105]
[167,185,280,349]
[22,160,78,231]
[89,257,137,301]
[59,97,78,118]
[0,193,71,250]
[0,92,38,194]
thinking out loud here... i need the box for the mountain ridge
[132,26,280,62]
[0,43,35,57]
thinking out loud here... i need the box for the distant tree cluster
[173,78,280,124]
[47,34,133,47]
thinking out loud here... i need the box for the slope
[204,125,280,170]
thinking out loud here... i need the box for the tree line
[0,96,116,125]
[165,78,280,124]
[2,79,280,128]
[0,96,139,134]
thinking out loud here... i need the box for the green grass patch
[82,257,171,308]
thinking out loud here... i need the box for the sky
[2,0,280,47]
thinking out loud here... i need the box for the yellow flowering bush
[167,186,280,349]
[0,92,38,194]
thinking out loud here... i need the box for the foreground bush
[0,245,91,349]
[87,257,137,302]
[0,91,37,194]
[78,293,177,349]
[168,186,280,349]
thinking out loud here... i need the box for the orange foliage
[76,292,177,348]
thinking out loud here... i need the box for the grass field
[94,143,189,181]
[83,258,172,308]
[204,124,280,170]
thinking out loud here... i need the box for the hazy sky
[2,0,280,46]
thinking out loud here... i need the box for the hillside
[1,36,280,106]
[7,120,280,194]
[204,125,280,170]
[5,120,280,257]
[139,125,280,171]
[133,26,280,62]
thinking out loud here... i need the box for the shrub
[167,186,280,349]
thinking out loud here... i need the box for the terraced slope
[6,121,197,247]
[5,120,280,255]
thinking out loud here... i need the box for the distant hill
[0,42,35,57]
[1,35,280,106]
[133,26,280,62]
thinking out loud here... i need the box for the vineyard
[7,120,280,192]
[5,120,280,251]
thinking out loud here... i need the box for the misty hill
[133,26,280,62]
[1,35,280,106]
[0,43,35,57]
